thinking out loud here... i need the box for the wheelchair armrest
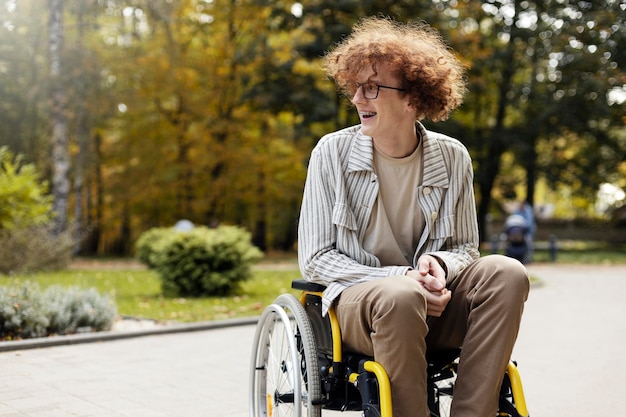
[292,279,327,293]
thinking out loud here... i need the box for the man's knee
[370,276,427,319]
[337,277,428,355]
[478,255,530,301]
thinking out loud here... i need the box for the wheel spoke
[250,295,321,417]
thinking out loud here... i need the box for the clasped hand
[405,255,451,317]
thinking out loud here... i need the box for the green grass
[1,246,623,324]
[531,241,626,264]
[0,266,300,323]
[532,249,625,264]
[496,240,626,265]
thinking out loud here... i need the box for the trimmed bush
[136,225,263,297]
[0,283,117,341]
[134,227,172,268]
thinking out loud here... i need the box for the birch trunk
[48,0,69,234]
[73,1,88,253]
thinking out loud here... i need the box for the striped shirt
[297,123,480,315]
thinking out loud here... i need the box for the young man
[298,17,529,417]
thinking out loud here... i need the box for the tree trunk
[476,0,522,243]
[73,1,88,253]
[48,0,70,234]
[477,62,512,242]
[83,132,104,254]
[524,140,537,208]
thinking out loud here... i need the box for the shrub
[0,147,74,274]
[0,225,74,275]
[0,282,117,340]
[45,286,117,335]
[0,146,53,230]
[137,225,263,297]
[0,283,49,340]
[134,227,172,268]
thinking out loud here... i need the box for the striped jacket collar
[347,122,450,188]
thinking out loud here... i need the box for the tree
[91,0,309,252]
[0,1,49,161]
[1,0,623,254]
[528,0,625,204]
[48,0,70,234]
[428,0,625,238]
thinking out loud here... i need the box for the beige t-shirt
[363,141,425,266]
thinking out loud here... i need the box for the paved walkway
[512,263,626,416]
[0,263,625,416]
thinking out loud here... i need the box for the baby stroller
[503,214,530,264]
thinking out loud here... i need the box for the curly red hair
[323,17,467,122]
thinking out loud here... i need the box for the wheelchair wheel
[430,382,454,417]
[428,359,526,417]
[250,294,321,417]
[428,359,457,417]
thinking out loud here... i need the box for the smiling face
[350,63,417,142]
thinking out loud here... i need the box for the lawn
[0,263,301,323]
[531,243,626,264]
[1,245,623,324]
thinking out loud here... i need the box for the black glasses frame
[347,82,407,99]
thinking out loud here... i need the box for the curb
[0,316,259,353]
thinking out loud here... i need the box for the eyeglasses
[346,81,407,99]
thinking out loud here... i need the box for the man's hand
[405,255,451,317]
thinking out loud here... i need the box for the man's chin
[360,125,374,137]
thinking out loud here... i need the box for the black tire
[250,294,322,417]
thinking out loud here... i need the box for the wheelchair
[250,280,529,417]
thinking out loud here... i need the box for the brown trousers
[335,255,530,417]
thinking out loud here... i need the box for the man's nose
[351,85,366,104]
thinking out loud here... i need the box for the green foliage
[134,227,172,268]
[0,147,53,230]
[136,225,263,297]
[0,147,70,274]
[0,282,116,340]
[0,225,74,275]
[1,1,624,254]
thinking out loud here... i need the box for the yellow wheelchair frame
[249,279,529,417]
